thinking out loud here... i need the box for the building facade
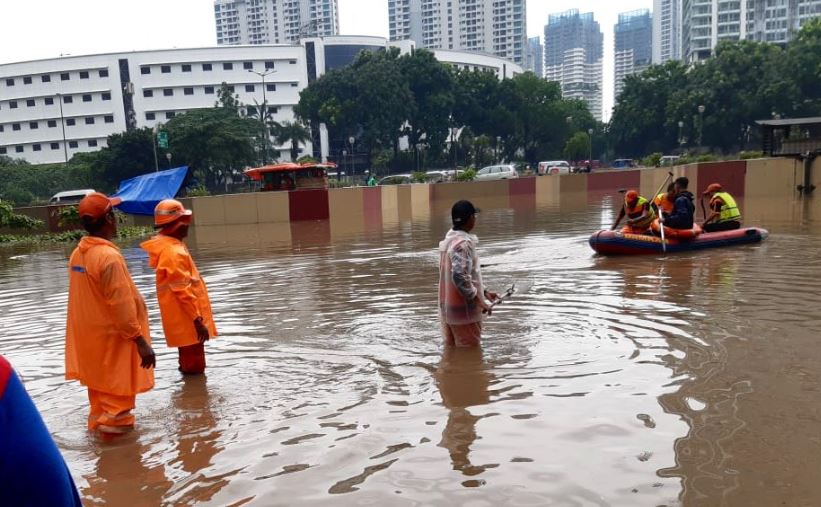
[526,36,544,77]
[214,0,339,46]
[0,38,521,165]
[683,0,821,62]
[544,10,604,121]
[388,0,527,65]
[615,10,653,100]
[653,0,683,63]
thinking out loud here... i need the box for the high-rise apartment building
[215,0,339,46]
[526,36,544,77]
[615,10,652,100]
[544,10,603,121]
[683,0,821,62]
[653,0,683,63]
[388,0,527,65]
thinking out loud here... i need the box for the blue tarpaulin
[111,166,189,215]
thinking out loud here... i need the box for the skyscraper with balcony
[683,0,821,62]
[525,36,544,77]
[615,10,652,100]
[544,10,603,121]
[653,0,683,63]
[214,0,339,46]
[388,0,527,66]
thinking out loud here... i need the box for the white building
[615,10,652,100]
[544,10,604,121]
[388,0,528,65]
[215,0,339,46]
[652,0,682,63]
[683,0,821,62]
[526,36,544,77]
[0,37,521,165]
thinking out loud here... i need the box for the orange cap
[703,183,722,195]
[624,190,639,203]
[154,199,192,228]
[78,192,122,221]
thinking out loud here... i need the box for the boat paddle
[652,172,674,254]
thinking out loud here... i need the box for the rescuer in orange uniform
[611,190,656,234]
[653,183,676,215]
[65,192,156,434]
[141,200,217,374]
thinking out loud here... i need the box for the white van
[49,189,95,205]
[538,160,571,176]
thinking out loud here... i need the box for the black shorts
[704,221,741,233]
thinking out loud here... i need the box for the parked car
[538,160,571,176]
[378,174,412,185]
[475,164,519,181]
[611,159,636,169]
[49,189,95,205]
[660,155,680,167]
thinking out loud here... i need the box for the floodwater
[1,191,821,506]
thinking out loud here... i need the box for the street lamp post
[152,126,159,172]
[166,152,172,169]
[697,105,706,148]
[341,149,347,181]
[587,128,594,164]
[56,93,69,167]
[248,69,276,164]
[348,136,356,177]
[678,120,685,150]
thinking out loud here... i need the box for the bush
[411,171,428,183]
[738,151,764,160]
[2,188,35,207]
[186,185,211,197]
[456,169,476,182]
[641,152,663,168]
[0,200,43,230]
[56,205,81,228]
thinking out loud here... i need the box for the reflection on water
[1,190,821,505]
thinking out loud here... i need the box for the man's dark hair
[675,177,689,189]
[81,213,110,234]
[451,200,478,230]
[667,183,675,192]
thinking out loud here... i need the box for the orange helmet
[154,199,192,228]
[624,190,639,204]
[703,183,722,195]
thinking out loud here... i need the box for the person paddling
[65,192,156,435]
[141,200,217,375]
[438,200,499,348]
[662,177,696,230]
[701,183,742,232]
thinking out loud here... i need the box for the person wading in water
[438,200,499,347]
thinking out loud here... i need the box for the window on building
[146,112,156,120]
[166,111,176,119]
[141,66,151,75]
[61,73,70,81]
[203,63,213,71]
[88,140,98,147]
[51,143,60,150]
[5,78,14,86]
[33,144,42,152]
[9,101,17,109]
[104,115,114,123]
[204,86,215,94]
[184,87,194,95]
[243,61,254,70]
[66,119,76,126]
[41,75,51,83]
[48,120,57,128]
[0,147,6,155]
[265,60,275,69]
[12,123,21,131]
[291,82,298,87]
[15,146,24,153]
[82,94,92,102]
[223,62,234,70]
[245,84,255,92]
[102,92,111,101]
[29,122,38,129]
[80,71,89,79]
[26,99,36,107]
[23,76,32,85]
[99,69,109,78]
[63,95,73,104]
[161,65,171,74]
[85,117,95,125]
[0,125,3,132]
[182,64,192,72]
[228,85,235,92]
[144,89,154,97]
[163,88,173,96]
[45,97,54,105]
[69,141,78,149]
[267,83,276,92]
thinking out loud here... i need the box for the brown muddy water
[1,194,821,506]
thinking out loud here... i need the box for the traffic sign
[157,131,169,149]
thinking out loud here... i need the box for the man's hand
[134,336,156,369]
[485,291,500,304]
[477,295,493,316]
[194,317,210,344]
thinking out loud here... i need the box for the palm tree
[273,121,312,162]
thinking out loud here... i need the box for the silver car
[475,165,519,181]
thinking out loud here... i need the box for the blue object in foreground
[112,166,189,216]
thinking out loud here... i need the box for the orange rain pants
[178,343,206,374]
[442,322,483,348]
[87,389,136,433]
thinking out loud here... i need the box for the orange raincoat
[141,235,217,348]
[65,237,154,396]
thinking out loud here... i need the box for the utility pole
[248,69,276,164]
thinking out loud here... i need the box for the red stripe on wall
[587,170,641,192]
[289,189,330,222]
[363,186,383,231]
[697,161,746,198]
[509,177,536,195]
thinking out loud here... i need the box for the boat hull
[589,227,769,255]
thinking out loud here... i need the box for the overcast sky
[1,0,652,118]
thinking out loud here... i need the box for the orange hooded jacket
[65,236,154,396]
[141,235,217,348]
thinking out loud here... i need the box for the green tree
[273,121,312,161]
[564,132,591,161]
[788,17,821,116]
[93,128,158,188]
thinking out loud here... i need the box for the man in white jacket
[438,200,499,347]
